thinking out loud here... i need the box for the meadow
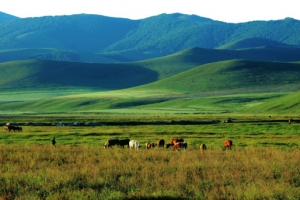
[1,13,300,200]
[0,114,299,199]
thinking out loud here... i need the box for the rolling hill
[0,60,159,92]
[1,58,300,113]
[134,59,300,94]
[245,90,300,114]
[0,46,300,91]
[2,45,300,94]
[1,40,300,64]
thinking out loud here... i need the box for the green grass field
[1,41,300,198]
[0,114,299,199]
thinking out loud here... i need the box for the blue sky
[1,0,299,23]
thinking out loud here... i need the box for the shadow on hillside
[6,61,159,90]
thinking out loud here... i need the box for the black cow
[118,139,130,148]
[104,139,119,148]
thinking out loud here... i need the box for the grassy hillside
[217,37,294,50]
[137,45,300,80]
[135,60,300,94]
[0,88,284,114]
[2,45,300,94]
[247,90,300,114]
[1,59,300,114]
[0,60,158,92]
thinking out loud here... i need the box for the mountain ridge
[0,11,18,21]
[0,13,300,59]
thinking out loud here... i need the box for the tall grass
[0,144,299,199]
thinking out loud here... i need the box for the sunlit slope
[135,45,300,79]
[0,60,158,91]
[247,90,300,114]
[217,37,294,50]
[135,60,300,94]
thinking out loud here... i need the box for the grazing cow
[146,142,156,149]
[157,139,165,148]
[166,138,184,148]
[224,140,233,150]
[104,138,119,148]
[173,142,187,151]
[4,125,22,132]
[129,140,140,150]
[118,139,130,148]
[200,144,207,151]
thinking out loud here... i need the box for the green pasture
[1,117,299,148]
[1,114,299,199]
[0,88,291,114]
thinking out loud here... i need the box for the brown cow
[224,140,233,150]
[200,144,207,151]
[173,142,187,151]
[146,142,157,149]
[157,139,165,148]
[166,138,184,148]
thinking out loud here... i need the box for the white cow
[129,140,140,150]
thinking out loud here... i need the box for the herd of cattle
[2,124,233,150]
[104,138,233,151]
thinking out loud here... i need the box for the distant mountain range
[0,11,300,63]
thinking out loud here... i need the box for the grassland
[134,59,300,93]
[0,114,299,199]
[1,38,300,199]
[1,47,300,115]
